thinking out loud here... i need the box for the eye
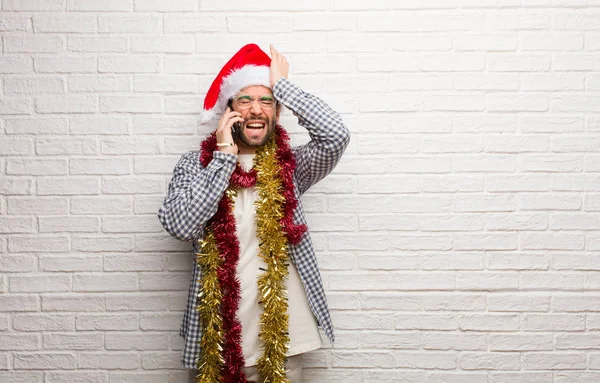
[237,98,251,106]
[260,98,274,106]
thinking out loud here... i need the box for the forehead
[237,85,273,97]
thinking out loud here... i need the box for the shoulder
[181,149,200,160]
[175,150,202,172]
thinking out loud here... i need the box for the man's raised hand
[269,44,289,88]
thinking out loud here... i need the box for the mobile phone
[227,99,241,136]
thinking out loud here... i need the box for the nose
[250,99,262,114]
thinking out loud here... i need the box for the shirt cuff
[204,150,237,176]
[212,150,237,164]
[273,78,302,104]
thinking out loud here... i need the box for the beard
[236,113,277,148]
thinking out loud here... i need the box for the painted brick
[71,236,134,252]
[1,3,599,380]
[35,138,98,155]
[39,216,100,233]
[4,76,65,94]
[99,96,163,113]
[78,352,139,369]
[70,196,131,215]
[37,178,100,196]
[73,273,138,292]
[98,55,161,73]
[0,334,39,351]
[42,295,105,312]
[33,14,96,33]
[13,353,76,370]
[0,295,39,312]
[0,255,36,272]
[45,372,108,383]
[4,35,64,52]
[36,95,96,113]
[5,117,68,134]
[0,372,43,382]
[68,37,128,52]
[0,97,32,114]
[131,35,194,54]
[69,75,130,92]
[0,217,35,234]
[105,333,169,351]
[70,158,131,175]
[8,236,70,253]
[10,274,71,293]
[0,56,33,73]
[13,314,75,332]
[105,294,167,311]
[98,15,161,33]
[40,255,103,272]
[42,333,104,350]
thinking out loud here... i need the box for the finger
[219,106,229,118]
[219,106,231,121]
[224,111,241,118]
[224,108,243,118]
[220,110,241,123]
[219,116,243,131]
[272,45,281,60]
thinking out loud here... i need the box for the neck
[235,139,257,155]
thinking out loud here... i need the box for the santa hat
[200,43,271,125]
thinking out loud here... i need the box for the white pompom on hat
[200,43,272,126]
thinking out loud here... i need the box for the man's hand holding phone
[216,106,242,155]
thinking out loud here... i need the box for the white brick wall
[1,0,600,382]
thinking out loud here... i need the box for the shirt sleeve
[157,150,237,242]
[273,78,351,195]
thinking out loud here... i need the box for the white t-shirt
[235,154,322,367]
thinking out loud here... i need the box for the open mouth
[245,121,266,130]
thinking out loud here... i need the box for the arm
[273,78,351,195]
[157,150,236,242]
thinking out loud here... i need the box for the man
[157,43,350,383]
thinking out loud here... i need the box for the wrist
[271,76,285,89]
[219,146,237,155]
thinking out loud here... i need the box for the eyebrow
[236,95,274,100]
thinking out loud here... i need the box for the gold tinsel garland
[196,133,291,382]
[195,231,225,382]
[254,136,291,383]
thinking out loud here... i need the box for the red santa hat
[200,43,271,125]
